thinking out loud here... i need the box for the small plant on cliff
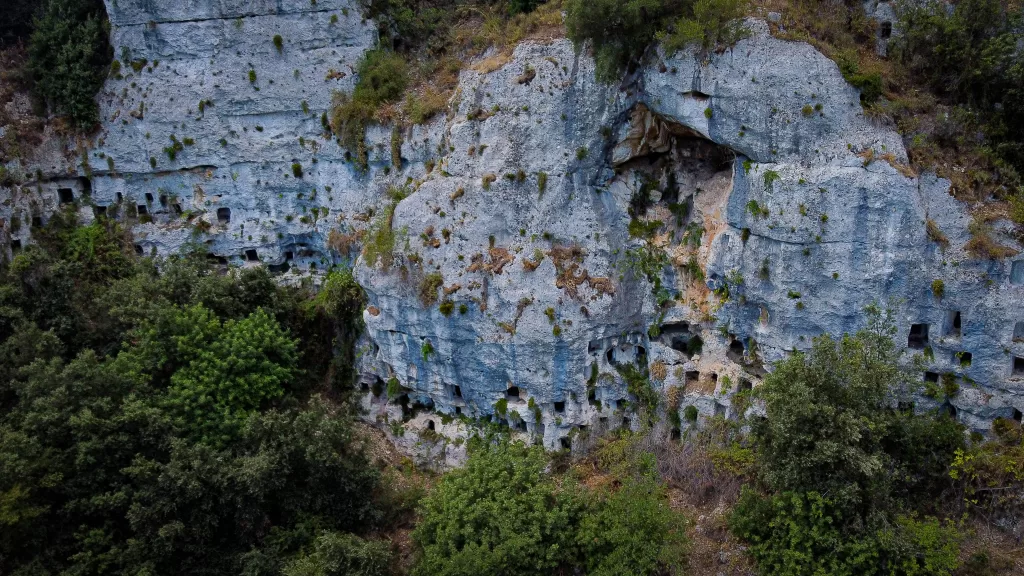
[931,279,945,299]
[248,69,257,83]
[419,272,444,306]
[683,405,698,422]
[291,163,303,178]
[439,300,454,316]
[272,34,283,52]
[330,49,408,170]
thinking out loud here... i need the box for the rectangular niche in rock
[57,188,74,203]
[1014,322,1024,342]
[217,207,231,223]
[245,249,259,261]
[924,371,939,383]
[1014,356,1024,377]
[1012,261,1024,284]
[943,311,962,338]
[955,351,972,367]
[144,193,154,203]
[553,401,565,413]
[92,205,107,219]
[908,323,929,349]
[506,386,520,400]
[137,204,148,216]
[10,239,21,253]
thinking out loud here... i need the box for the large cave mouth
[611,104,736,219]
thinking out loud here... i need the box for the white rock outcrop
[2,4,1022,458]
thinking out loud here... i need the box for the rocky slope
[2,0,1022,464]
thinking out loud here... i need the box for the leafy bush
[660,0,749,54]
[283,532,391,576]
[158,305,299,444]
[27,0,112,129]
[567,0,748,82]
[412,442,581,576]
[566,0,675,83]
[412,440,687,576]
[575,456,687,576]
[731,308,967,574]
[331,49,408,169]
[730,489,960,576]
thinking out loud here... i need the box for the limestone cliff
[2,1,1022,464]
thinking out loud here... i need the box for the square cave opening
[245,249,259,262]
[908,323,929,349]
[57,188,74,203]
[1014,357,1024,377]
[944,311,961,338]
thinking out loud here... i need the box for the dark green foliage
[731,490,960,576]
[0,0,38,44]
[506,0,543,15]
[566,0,672,83]
[0,215,386,575]
[730,308,966,575]
[27,0,112,130]
[412,440,686,576]
[282,531,391,576]
[566,0,747,82]
[412,442,581,575]
[891,0,1024,181]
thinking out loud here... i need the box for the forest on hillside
[1,1,1023,575]
[0,211,1021,575]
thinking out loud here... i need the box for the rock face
[2,4,1023,459]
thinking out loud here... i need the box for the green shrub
[732,309,968,574]
[330,49,408,170]
[438,300,454,316]
[28,0,112,130]
[282,532,391,576]
[891,0,1024,177]
[273,34,283,52]
[419,272,444,306]
[731,490,961,576]
[362,204,400,269]
[412,441,686,576]
[292,163,303,178]
[683,405,698,422]
[248,69,257,83]
[931,279,945,298]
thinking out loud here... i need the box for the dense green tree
[892,0,1024,182]
[730,309,966,575]
[412,441,582,575]
[27,0,111,129]
[412,439,687,576]
[0,215,386,575]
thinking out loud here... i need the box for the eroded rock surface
[2,5,1022,462]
